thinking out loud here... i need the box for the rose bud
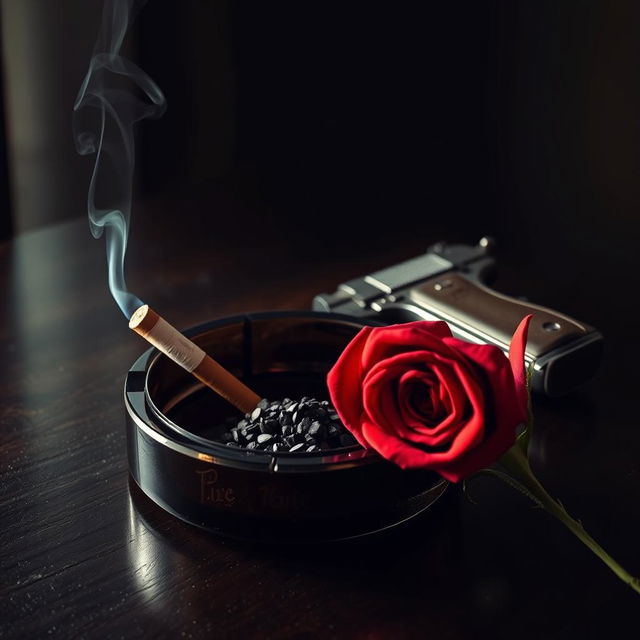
[327,316,532,483]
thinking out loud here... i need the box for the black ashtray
[125,311,449,542]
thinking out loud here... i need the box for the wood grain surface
[1,187,639,639]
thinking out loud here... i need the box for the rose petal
[397,370,440,424]
[360,417,442,467]
[398,384,467,448]
[361,349,487,466]
[362,349,481,443]
[361,350,469,445]
[326,326,374,448]
[509,315,533,415]
[431,339,524,481]
[360,322,456,371]
[396,369,454,421]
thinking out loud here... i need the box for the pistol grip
[409,273,602,395]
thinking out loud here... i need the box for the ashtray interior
[168,372,346,447]
[144,312,372,455]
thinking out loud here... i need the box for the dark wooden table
[1,188,639,639]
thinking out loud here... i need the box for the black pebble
[261,419,279,435]
[280,413,294,428]
[308,421,325,439]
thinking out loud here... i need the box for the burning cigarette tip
[129,304,156,333]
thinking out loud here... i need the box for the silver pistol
[313,238,603,397]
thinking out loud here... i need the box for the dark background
[1,0,639,254]
[143,0,640,257]
[133,0,640,255]
[1,1,640,638]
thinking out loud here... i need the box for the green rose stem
[495,443,640,595]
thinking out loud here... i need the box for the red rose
[327,316,532,482]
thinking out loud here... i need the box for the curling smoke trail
[73,0,165,318]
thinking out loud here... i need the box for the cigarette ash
[220,397,357,453]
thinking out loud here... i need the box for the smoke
[73,0,165,318]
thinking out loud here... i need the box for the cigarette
[129,305,261,415]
